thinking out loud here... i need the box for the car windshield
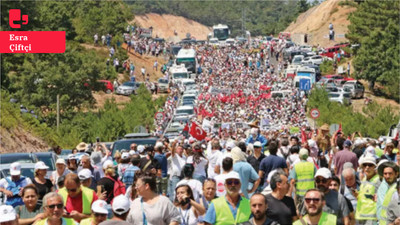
[36,155,56,171]
[344,85,354,89]
[159,79,168,84]
[112,139,157,155]
[0,155,36,164]
[329,93,340,98]
[173,73,189,79]
[177,109,194,115]
[2,168,35,179]
[343,93,351,98]
[123,82,135,87]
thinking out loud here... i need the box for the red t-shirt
[64,190,98,222]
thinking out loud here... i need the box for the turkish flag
[189,122,207,141]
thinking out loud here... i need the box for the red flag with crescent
[190,122,207,140]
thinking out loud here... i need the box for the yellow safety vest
[80,217,93,225]
[35,218,76,225]
[355,174,379,221]
[293,212,337,225]
[58,185,94,215]
[294,161,315,196]
[379,183,397,225]
[213,196,251,225]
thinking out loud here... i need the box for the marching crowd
[0,30,399,225]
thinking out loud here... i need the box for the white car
[308,55,323,65]
[328,92,352,105]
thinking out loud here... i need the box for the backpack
[105,176,126,203]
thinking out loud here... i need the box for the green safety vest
[213,196,251,225]
[294,161,315,196]
[375,147,383,157]
[80,217,93,225]
[293,212,337,225]
[36,218,76,225]
[58,185,94,215]
[379,183,397,225]
[355,174,379,221]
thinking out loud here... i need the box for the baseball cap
[10,162,21,176]
[0,205,16,222]
[68,154,76,161]
[344,140,352,147]
[360,156,376,166]
[34,161,49,171]
[299,148,309,159]
[226,141,236,150]
[254,141,262,148]
[315,168,332,179]
[78,169,93,180]
[56,158,66,165]
[103,160,114,170]
[112,195,130,215]
[121,152,130,160]
[137,145,145,154]
[225,171,241,181]
[91,200,108,214]
[129,150,137,156]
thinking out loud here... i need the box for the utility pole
[242,8,246,36]
[57,94,60,132]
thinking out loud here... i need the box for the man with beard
[204,171,251,225]
[294,189,337,225]
[301,168,350,225]
[245,194,278,225]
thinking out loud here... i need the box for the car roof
[177,105,194,110]
[124,133,152,138]
[0,162,36,169]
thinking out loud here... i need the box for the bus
[175,49,197,74]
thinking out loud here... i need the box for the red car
[84,80,114,93]
[320,43,349,58]
[323,75,354,86]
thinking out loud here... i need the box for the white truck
[293,66,316,91]
[170,64,190,84]
[175,48,198,74]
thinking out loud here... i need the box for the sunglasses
[47,203,63,209]
[305,198,321,204]
[226,180,240,186]
[94,213,108,217]
[363,163,375,168]
[315,178,328,184]
[67,188,77,193]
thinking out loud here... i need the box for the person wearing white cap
[302,168,350,225]
[32,161,53,206]
[35,192,76,225]
[355,155,380,223]
[0,162,32,207]
[51,158,70,189]
[67,154,78,174]
[0,205,19,225]
[79,169,94,188]
[117,152,131,179]
[78,155,102,191]
[99,195,131,225]
[80,200,109,225]
[203,171,251,225]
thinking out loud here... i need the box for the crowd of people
[0,29,399,225]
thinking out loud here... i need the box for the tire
[106,89,111,94]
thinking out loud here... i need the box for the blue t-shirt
[259,155,287,184]
[233,161,259,198]
[154,153,168,178]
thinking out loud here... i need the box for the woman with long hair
[187,143,208,183]
[127,173,181,225]
[32,161,53,206]
[174,184,206,225]
[15,185,45,225]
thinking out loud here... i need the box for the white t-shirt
[177,206,198,225]
[176,179,203,201]
[169,154,186,178]
[214,173,227,197]
[207,150,223,179]
[186,156,208,178]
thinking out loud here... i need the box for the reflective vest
[380,183,397,225]
[212,196,251,225]
[58,185,94,215]
[80,217,93,225]
[294,161,315,196]
[355,174,379,220]
[36,218,76,225]
[293,212,337,225]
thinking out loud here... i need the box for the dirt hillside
[133,13,212,40]
[0,127,49,153]
[285,0,356,47]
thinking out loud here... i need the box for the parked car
[0,163,36,180]
[116,81,137,96]
[111,133,158,157]
[292,55,304,65]
[157,78,169,93]
[0,153,38,164]
[343,80,364,99]
[33,152,58,178]
[328,92,352,105]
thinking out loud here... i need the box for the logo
[9,9,28,29]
